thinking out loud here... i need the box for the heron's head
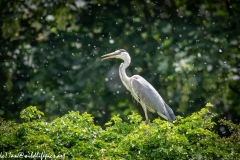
[101,49,130,62]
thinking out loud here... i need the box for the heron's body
[102,49,176,124]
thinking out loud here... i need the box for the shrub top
[0,106,239,159]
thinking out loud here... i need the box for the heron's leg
[141,103,149,125]
[140,103,150,135]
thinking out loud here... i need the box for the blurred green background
[0,0,239,134]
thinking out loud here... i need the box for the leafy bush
[0,106,239,159]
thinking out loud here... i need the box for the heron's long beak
[101,52,118,60]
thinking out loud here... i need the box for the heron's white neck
[119,58,131,91]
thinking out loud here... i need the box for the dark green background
[1,0,239,134]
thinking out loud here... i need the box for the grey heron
[101,49,176,124]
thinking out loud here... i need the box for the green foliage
[20,106,44,121]
[0,106,239,159]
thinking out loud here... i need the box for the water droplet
[109,39,114,44]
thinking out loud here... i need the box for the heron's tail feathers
[164,102,176,123]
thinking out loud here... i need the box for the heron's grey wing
[130,75,175,122]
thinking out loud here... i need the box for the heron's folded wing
[130,75,169,118]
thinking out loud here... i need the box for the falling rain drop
[109,39,114,44]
